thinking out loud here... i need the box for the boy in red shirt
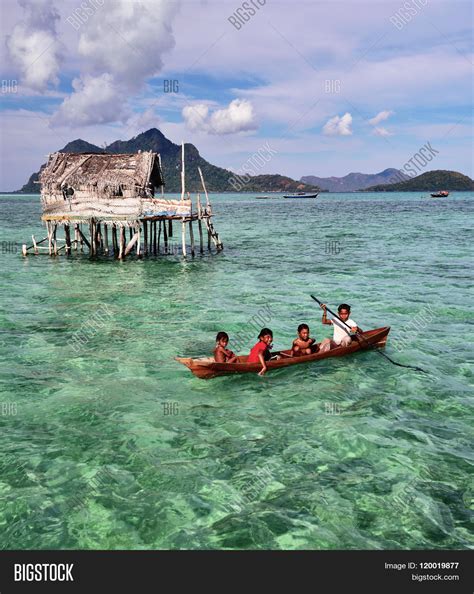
[248,328,274,376]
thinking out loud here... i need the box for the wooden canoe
[176,326,390,379]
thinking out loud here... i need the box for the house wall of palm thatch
[39,151,191,224]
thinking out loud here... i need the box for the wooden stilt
[64,224,71,254]
[112,225,117,255]
[53,224,58,256]
[74,224,79,251]
[143,220,148,256]
[47,222,53,255]
[32,235,38,254]
[129,228,133,242]
[168,220,173,238]
[104,224,109,254]
[137,225,141,257]
[96,223,102,253]
[157,220,162,254]
[79,224,84,251]
[153,221,157,255]
[181,220,187,257]
[163,219,168,253]
[77,226,91,249]
[207,224,211,251]
[189,220,195,257]
[119,226,125,259]
[124,232,139,256]
[198,219,204,254]
[90,220,95,256]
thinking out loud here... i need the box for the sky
[0,0,472,191]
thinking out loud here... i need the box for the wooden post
[76,226,91,249]
[181,220,186,257]
[104,224,109,254]
[157,220,162,254]
[181,142,185,201]
[168,220,173,238]
[137,225,141,257]
[53,224,58,256]
[73,225,79,251]
[163,219,168,253]
[124,232,139,256]
[189,220,195,257]
[78,224,84,251]
[96,223,102,253]
[112,225,117,255]
[143,220,148,256]
[32,235,38,254]
[89,220,95,256]
[129,227,133,242]
[153,221,157,255]
[119,226,125,259]
[46,222,52,255]
[64,224,71,254]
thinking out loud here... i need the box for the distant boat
[283,192,319,199]
[430,190,449,197]
[255,195,272,200]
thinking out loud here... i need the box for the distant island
[300,168,410,192]
[363,170,474,192]
[17,128,320,195]
[14,128,473,195]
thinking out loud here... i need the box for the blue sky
[0,0,472,190]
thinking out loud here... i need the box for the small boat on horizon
[176,326,390,379]
[430,190,449,197]
[283,191,319,199]
[255,195,272,200]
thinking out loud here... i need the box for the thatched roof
[39,151,164,194]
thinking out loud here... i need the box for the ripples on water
[0,193,472,549]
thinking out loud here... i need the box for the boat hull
[283,193,318,199]
[176,326,390,379]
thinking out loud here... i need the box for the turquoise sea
[0,192,473,550]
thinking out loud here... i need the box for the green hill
[17,128,319,194]
[364,170,474,192]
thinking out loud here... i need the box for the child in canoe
[291,323,318,356]
[248,327,275,376]
[214,332,238,363]
[319,303,362,351]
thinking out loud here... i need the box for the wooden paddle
[310,295,428,374]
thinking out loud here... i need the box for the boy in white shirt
[318,303,362,352]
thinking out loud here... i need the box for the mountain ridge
[17,128,319,194]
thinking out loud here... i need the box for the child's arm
[214,346,226,363]
[257,352,267,376]
[320,304,333,325]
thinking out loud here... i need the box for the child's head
[338,304,351,322]
[258,328,273,345]
[297,323,310,340]
[215,331,229,347]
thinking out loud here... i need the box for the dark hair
[338,304,351,313]
[298,323,309,333]
[216,331,229,342]
[258,327,273,339]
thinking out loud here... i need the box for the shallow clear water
[0,192,473,550]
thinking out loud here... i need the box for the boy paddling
[319,303,362,352]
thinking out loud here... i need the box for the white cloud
[52,73,129,127]
[53,0,179,126]
[372,126,393,137]
[6,0,63,91]
[322,112,352,136]
[182,99,258,135]
[368,110,394,126]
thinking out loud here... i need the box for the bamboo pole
[181,220,186,257]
